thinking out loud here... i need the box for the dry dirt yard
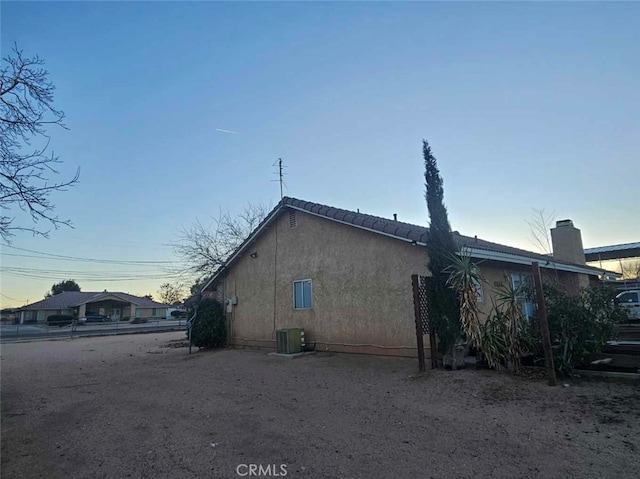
[1,332,639,479]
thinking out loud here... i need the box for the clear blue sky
[1,1,638,307]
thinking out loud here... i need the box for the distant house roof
[202,197,618,292]
[584,242,640,262]
[19,291,170,311]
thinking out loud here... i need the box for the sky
[1,1,638,308]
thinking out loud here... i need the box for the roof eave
[467,248,620,277]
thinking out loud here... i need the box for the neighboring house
[17,292,170,324]
[202,197,618,358]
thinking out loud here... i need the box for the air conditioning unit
[276,328,305,354]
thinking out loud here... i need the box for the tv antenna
[272,158,288,199]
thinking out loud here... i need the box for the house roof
[202,197,618,292]
[19,291,170,311]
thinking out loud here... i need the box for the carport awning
[584,242,640,262]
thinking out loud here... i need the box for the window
[152,308,158,316]
[293,280,312,309]
[135,308,142,317]
[511,273,536,320]
[289,210,297,228]
[618,292,638,303]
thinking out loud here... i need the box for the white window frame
[293,279,313,310]
[510,272,536,320]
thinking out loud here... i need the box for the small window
[510,273,536,320]
[289,210,297,228]
[135,308,142,317]
[152,308,158,316]
[293,280,312,309]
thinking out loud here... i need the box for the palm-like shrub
[446,249,483,351]
[481,278,533,372]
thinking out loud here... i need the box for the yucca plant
[480,304,511,370]
[485,277,531,373]
[446,248,483,351]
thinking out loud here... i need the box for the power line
[1,252,177,268]
[2,271,179,282]
[1,244,176,265]
[0,292,27,303]
[1,266,179,277]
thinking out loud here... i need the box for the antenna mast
[278,158,283,200]
[272,158,287,200]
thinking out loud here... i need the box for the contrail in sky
[215,128,240,135]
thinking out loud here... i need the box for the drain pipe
[187,292,202,355]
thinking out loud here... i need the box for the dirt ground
[1,333,639,479]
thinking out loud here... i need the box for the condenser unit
[276,328,305,354]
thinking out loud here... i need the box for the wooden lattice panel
[418,276,430,334]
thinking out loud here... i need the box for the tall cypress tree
[423,140,461,355]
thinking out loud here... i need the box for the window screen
[293,280,312,309]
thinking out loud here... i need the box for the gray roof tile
[200,196,612,294]
[20,291,170,311]
[280,197,607,274]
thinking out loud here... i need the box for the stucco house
[17,291,170,324]
[202,197,616,358]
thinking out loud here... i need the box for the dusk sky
[1,1,638,308]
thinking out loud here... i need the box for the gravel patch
[1,333,639,479]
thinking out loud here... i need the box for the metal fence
[0,318,187,341]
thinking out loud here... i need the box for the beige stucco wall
[218,210,430,357]
[209,208,596,358]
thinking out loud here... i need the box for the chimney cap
[556,219,574,227]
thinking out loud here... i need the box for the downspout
[187,292,202,355]
[224,274,230,347]
[272,215,278,338]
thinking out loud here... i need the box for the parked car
[615,290,640,320]
[80,313,110,323]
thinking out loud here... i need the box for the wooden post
[429,328,437,369]
[411,275,426,372]
[531,262,557,386]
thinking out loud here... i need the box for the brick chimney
[550,219,586,265]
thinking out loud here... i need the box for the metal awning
[584,242,640,262]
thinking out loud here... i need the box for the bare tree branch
[157,282,186,305]
[0,44,78,241]
[526,208,556,255]
[172,203,270,283]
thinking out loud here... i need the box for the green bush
[191,298,226,349]
[47,315,73,327]
[540,282,627,376]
